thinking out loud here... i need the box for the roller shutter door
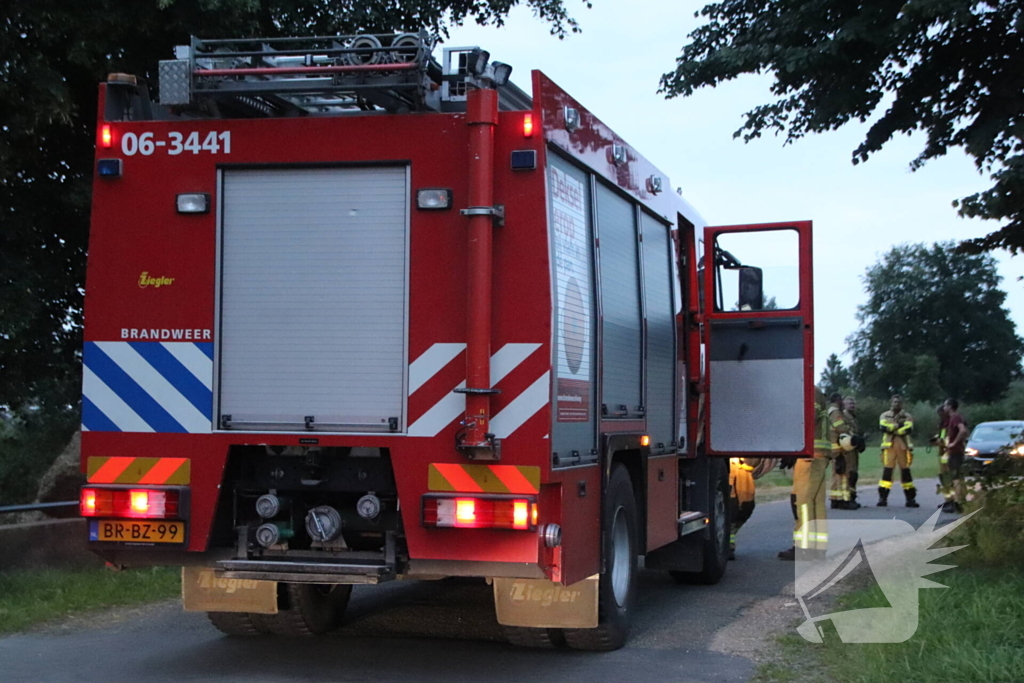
[218,166,408,432]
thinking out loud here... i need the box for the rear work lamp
[416,188,453,210]
[176,193,210,214]
[422,494,537,531]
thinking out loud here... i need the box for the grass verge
[0,566,180,634]
[755,568,1024,683]
[755,446,943,502]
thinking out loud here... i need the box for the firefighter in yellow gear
[934,401,951,504]
[878,394,919,507]
[728,457,775,560]
[840,397,864,509]
[779,388,833,561]
[827,393,853,509]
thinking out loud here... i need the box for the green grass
[0,566,180,634]
[757,447,943,500]
[757,568,1024,683]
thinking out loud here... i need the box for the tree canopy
[0,0,575,415]
[819,353,851,396]
[660,0,1024,254]
[847,242,1022,403]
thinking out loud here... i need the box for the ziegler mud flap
[493,575,599,629]
[181,567,278,614]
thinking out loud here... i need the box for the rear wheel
[207,611,270,636]
[260,583,352,636]
[502,626,564,648]
[563,463,638,651]
[671,460,729,585]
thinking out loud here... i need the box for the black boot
[877,487,889,507]
[848,490,861,510]
[830,499,840,510]
[905,487,920,508]
[778,547,795,561]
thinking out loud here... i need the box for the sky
[444,0,1024,374]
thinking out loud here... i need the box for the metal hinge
[460,205,505,227]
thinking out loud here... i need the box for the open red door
[702,221,814,456]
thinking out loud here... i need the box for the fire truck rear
[80,33,815,650]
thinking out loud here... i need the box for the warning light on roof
[523,113,533,137]
[101,125,113,148]
[640,435,650,447]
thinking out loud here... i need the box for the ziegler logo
[138,272,175,288]
[508,581,582,607]
[197,572,261,594]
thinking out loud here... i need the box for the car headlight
[965,447,979,457]
[1012,445,1024,457]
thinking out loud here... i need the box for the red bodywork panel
[83,71,706,585]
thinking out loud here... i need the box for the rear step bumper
[218,559,395,585]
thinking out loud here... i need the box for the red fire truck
[80,32,814,650]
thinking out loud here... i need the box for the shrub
[952,475,1024,570]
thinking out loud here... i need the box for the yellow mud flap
[493,575,599,629]
[181,567,278,614]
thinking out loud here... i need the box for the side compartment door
[702,222,813,456]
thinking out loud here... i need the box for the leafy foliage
[847,242,1022,402]
[0,0,576,416]
[661,0,1024,253]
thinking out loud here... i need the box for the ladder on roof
[157,32,531,117]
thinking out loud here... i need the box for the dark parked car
[964,420,1024,474]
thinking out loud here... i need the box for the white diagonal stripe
[491,371,550,439]
[407,381,466,436]
[95,342,211,433]
[161,342,213,390]
[82,366,153,433]
[491,343,541,385]
[408,343,465,395]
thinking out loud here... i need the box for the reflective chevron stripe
[82,341,213,434]
[87,457,191,484]
[408,342,545,438]
[428,463,540,494]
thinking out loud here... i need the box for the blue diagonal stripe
[130,342,213,420]
[196,342,214,360]
[81,395,121,432]
[83,342,187,433]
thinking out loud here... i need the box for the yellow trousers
[729,462,756,548]
[829,450,859,501]
[793,453,830,551]
[881,440,913,469]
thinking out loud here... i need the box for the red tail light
[522,113,534,137]
[422,495,536,531]
[80,488,180,519]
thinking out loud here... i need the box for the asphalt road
[0,480,952,683]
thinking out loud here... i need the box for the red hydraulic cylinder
[459,86,500,455]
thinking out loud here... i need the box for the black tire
[670,460,729,585]
[260,583,352,636]
[502,625,564,648]
[207,611,271,636]
[563,463,638,651]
